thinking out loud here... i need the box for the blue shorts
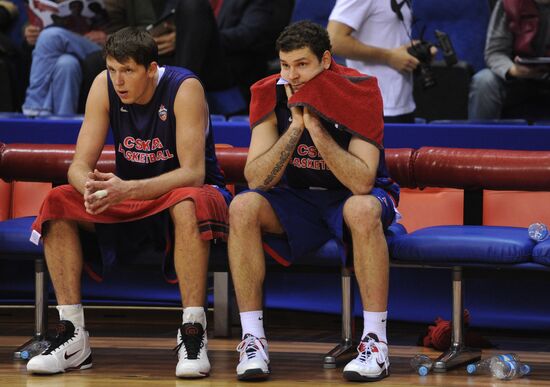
[247,186,397,266]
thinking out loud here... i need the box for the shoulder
[329,0,372,22]
[175,77,205,102]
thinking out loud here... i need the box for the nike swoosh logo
[120,107,128,112]
[258,317,263,320]
[64,349,80,360]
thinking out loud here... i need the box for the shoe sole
[237,368,270,381]
[176,372,210,378]
[343,369,390,382]
[29,354,93,374]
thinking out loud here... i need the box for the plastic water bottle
[410,354,433,376]
[528,222,549,242]
[20,340,50,360]
[467,354,531,380]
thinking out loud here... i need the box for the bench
[0,143,413,366]
[1,143,550,371]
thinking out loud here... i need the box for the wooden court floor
[1,307,550,386]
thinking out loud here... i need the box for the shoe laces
[356,335,389,374]
[43,320,77,355]
[174,323,205,360]
[236,334,268,362]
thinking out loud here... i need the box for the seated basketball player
[26,27,231,379]
[228,21,400,382]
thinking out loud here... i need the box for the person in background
[0,0,20,110]
[327,0,419,123]
[228,21,399,382]
[468,0,550,119]
[105,0,293,110]
[21,0,115,116]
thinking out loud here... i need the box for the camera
[407,30,457,89]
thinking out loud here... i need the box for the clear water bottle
[467,354,530,380]
[20,340,50,360]
[410,354,433,376]
[528,222,549,242]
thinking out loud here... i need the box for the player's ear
[147,61,158,77]
[321,50,332,70]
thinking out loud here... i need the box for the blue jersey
[274,83,399,204]
[107,66,226,189]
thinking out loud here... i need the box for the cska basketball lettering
[292,143,329,171]
[118,136,174,164]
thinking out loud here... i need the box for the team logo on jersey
[158,104,168,121]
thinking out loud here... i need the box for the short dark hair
[104,27,158,68]
[276,21,331,61]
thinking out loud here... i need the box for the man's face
[106,56,157,105]
[279,47,331,92]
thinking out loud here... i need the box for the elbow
[191,171,205,187]
[352,181,374,196]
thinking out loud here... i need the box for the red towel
[421,310,493,350]
[249,59,384,147]
[31,184,229,242]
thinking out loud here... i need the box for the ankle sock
[240,310,266,339]
[363,310,387,343]
[182,306,206,328]
[57,304,85,328]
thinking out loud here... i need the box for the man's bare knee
[343,195,383,233]
[169,200,197,229]
[229,192,265,227]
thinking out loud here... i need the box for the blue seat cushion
[0,216,43,256]
[533,239,550,266]
[390,225,533,265]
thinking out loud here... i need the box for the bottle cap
[466,364,476,374]
[522,364,531,374]
[418,365,429,376]
[20,350,29,359]
[528,222,549,242]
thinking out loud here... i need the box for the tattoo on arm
[257,126,302,190]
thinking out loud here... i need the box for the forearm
[126,167,204,201]
[310,129,374,195]
[331,33,391,65]
[68,162,94,195]
[245,125,304,190]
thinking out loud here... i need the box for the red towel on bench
[249,59,384,147]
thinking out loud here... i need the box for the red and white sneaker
[175,322,210,378]
[27,320,92,374]
[236,334,270,380]
[343,333,390,382]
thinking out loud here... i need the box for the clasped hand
[84,169,126,215]
[284,84,323,134]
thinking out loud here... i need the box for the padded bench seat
[533,239,550,266]
[390,225,535,265]
[0,217,42,256]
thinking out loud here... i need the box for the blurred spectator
[468,0,550,119]
[328,0,419,123]
[104,0,293,109]
[21,0,115,116]
[0,0,20,110]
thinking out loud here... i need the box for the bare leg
[170,200,210,307]
[228,192,284,312]
[343,195,389,312]
[43,219,92,305]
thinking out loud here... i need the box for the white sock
[182,306,206,328]
[362,310,387,343]
[240,310,265,339]
[57,304,85,328]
